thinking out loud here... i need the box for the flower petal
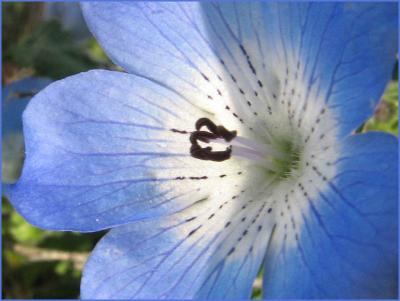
[83,2,397,139]
[81,195,276,299]
[81,2,283,137]
[263,132,398,298]
[259,2,397,136]
[82,2,222,114]
[9,70,256,231]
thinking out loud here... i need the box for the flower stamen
[189,118,303,178]
[190,118,236,162]
[189,118,278,169]
[190,130,233,162]
[195,117,237,142]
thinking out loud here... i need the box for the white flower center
[189,117,307,182]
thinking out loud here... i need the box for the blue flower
[2,77,52,195]
[8,2,398,299]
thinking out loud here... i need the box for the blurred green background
[1,2,398,299]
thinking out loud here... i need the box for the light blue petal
[83,2,397,138]
[83,2,281,139]
[259,2,397,136]
[263,132,398,298]
[82,2,223,114]
[81,200,275,299]
[9,70,252,232]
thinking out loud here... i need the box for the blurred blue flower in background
[8,2,398,299]
[2,77,52,194]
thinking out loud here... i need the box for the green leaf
[7,21,99,79]
[364,81,398,135]
[9,211,46,246]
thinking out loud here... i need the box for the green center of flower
[189,118,304,181]
[270,139,302,180]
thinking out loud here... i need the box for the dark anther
[190,144,232,162]
[195,117,237,142]
[190,117,237,162]
[189,131,218,144]
[195,118,218,133]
